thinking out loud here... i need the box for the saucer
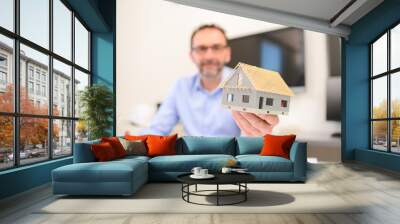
[190,174,215,179]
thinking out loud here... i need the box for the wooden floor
[1,162,400,224]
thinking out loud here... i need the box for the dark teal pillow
[236,137,263,155]
[178,136,236,155]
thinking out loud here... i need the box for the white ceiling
[166,0,384,37]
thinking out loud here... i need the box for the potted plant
[79,84,113,140]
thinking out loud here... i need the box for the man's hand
[231,111,279,136]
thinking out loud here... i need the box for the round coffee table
[177,172,255,206]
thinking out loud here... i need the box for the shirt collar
[194,66,232,94]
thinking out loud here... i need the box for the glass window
[74,18,89,69]
[0,34,13,113]
[20,0,49,49]
[75,120,88,143]
[0,116,14,170]
[372,121,388,151]
[372,76,387,119]
[20,44,49,115]
[53,59,72,117]
[391,120,400,153]
[53,119,72,158]
[372,33,387,76]
[391,24,400,70]
[19,117,49,165]
[242,95,249,103]
[53,0,72,60]
[0,0,14,31]
[74,69,89,118]
[391,72,400,118]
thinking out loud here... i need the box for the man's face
[190,28,231,79]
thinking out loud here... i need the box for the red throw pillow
[260,134,296,159]
[91,142,117,161]
[146,134,178,157]
[101,137,127,158]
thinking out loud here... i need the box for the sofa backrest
[176,136,236,155]
[73,139,100,163]
[235,137,263,155]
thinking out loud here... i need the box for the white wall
[116,0,341,141]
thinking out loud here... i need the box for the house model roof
[219,62,294,97]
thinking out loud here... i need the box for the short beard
[199,61,224,80]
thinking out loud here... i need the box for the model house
[219,62,294,115]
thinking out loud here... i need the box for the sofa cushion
[101,137,127,158]
[260,134,296,159]
[177,136,236,155]
[73,139,100,163]
[236,155,293,172]
[91,142,118,161]
[236,137,263,155]
[53,158,147,183]
[147,134,178,157]
[148,154,235,172]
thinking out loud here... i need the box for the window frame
[369,20,400,154]
[0,0,92,171]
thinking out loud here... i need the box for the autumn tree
[0,84,60,152]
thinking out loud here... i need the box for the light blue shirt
[141,67,241,137]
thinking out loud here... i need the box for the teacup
[199,168,208,176]
[221,167,232,173]
[191,167,202,176]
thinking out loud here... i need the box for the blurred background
[116,0,342,162]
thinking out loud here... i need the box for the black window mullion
[48,0,54,160]
[13,0,20,167]
[387,30,391,152]
[71,10,76,154]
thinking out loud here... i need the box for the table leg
[217,184,219,206]
[195,184,197,192]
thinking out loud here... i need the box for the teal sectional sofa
[52,136,307,196]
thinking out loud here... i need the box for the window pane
[372,33,387,76]
[0,116,13,170]
[53,119,72,157]
[372,76,387,119]
[20,44,49,115]
[20,0,49,49]
[391,72,400,118]
[75,18,89,69]
[391,24,400,70]
[74,69,89,118]
[0,0,14,31]
[75,120,88,143]
[19,117,49,165]
[53,0,72,60]
[53,59,72,117]
[391,120,400,153]
[372,121,388,151]
[0,34,14,112]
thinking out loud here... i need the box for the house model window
[266,98,273,106]
[242,95,250,103]
[219,62,294,115]
[281,100,288,108]
[227,93,234,102]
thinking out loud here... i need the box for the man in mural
[142,24,279,136]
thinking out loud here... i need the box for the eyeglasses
[191,44,228,54]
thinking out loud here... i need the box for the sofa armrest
[73,140,100,163]
[289,141,307,181]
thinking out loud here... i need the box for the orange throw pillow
[101,137,127,158]
[124,134,149,141]
[91,142,117,161]
[260,134,296,159]
[146,134,178,157]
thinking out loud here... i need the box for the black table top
[177,172,255,185]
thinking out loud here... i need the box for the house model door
[259,97,264,109]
